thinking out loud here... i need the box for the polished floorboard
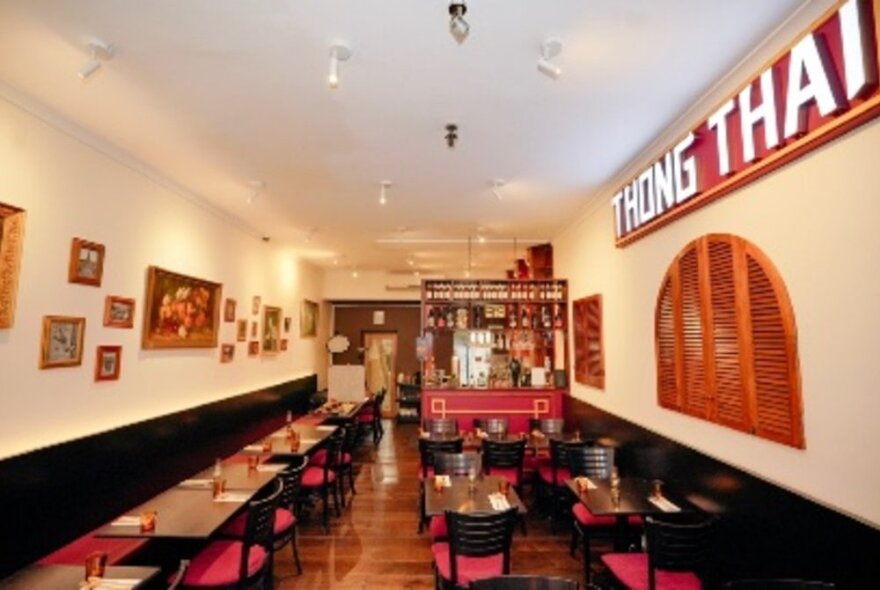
[272,420,591,589]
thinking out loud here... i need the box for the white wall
[555,117,880,528]
[0,97,325,460]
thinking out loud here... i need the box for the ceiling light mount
[445,124,458,148]
[538,37,563,80]
[247,180,266,204]
[78,39,115,81]
[379,180,392,205]
[491,179,505,200]
[328,43,352,89]
[449,1,470,44]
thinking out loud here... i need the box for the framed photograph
[248,341,259,356]
[103,296,135,329]
[236,319,248,342]
[95,345,122,381]
[220,343,235,363]
[280,338,288,351]
[0,202,26,329]
[40,316,85,369]
[262,305,282,354]
[224,298,236,322]
[250,321,258,338]
[300,299,318,338]
[283,317,291,333]
[68,238,105,287]
[251,296,261,315]
[142,266,222,349]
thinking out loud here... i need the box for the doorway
[364,331,398,418]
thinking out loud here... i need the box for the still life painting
[142,266,222,349]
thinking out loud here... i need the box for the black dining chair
[602,515,717,590]
[722,580,835,589]
[432,508,519,589]
[471,574,579,590]
[418,437,464,533]
[537,438,590,526]
[428,451,483,541]
[300,430,343,532]
[179,479,281,589]
[567,445,641,588]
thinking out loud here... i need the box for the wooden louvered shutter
[574,295,605,389]
[655,234,803,448]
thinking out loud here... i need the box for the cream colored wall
[555,117,880,528]
[0,97,325,460]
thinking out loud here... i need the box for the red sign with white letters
[613,0,880,247]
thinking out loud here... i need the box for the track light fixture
[445,124,458,148]
[449,1,470,44]
[328,44,352,89]
[537,38,563,80]
[247,180,266,204]
[304,226,317,243]
[491,179,505,200]
[78,40,114,81]
[379,181,392,205]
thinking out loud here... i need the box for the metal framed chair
[300,430,343,532]
[537,438,590,528]
[471,575,579,590]
[432,508,518,589]
[417,437,464,534]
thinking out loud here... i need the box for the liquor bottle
[553,305,563,329]
[473,305,483,329]
[437,307,447,329]
[521,306,529,329]
[542,305,551,329]
[508,305,518,329]
[446,307,454,328]
[427,307,435,328]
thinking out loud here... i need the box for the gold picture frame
[300,299,318,338]
[0,202,26,329]
[103,296,136,329]
[95,345,122,381]
[236,319,248,342]
[142,266,222,349]
[68,238,105,287]
[262,305,282,354]
[40,316,85,369]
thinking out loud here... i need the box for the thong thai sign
[613,0,880,247]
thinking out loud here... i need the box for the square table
[424,475,527,517]
[311,399,368,425]
[181,460,278,492]
[264,423,338,459]
[0,564,160,589]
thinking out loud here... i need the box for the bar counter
[421,386,565,432]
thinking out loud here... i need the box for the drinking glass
[247,455,259,471]
[84,551,107,580]
[651,479,664,499]
[212,476,226,498]
[139,510,157,532]
[498,478,511,497]
[433,475,445,494]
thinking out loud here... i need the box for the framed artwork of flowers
[262,305,282,354]
[142,266,222,349]
[68,238,105,287]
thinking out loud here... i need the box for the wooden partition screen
[573,294,604,389]
[655,234,803,448]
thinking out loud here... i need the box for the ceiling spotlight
[247,180,266,204]
[352,269,359,278]
[379,180,392,205]
[407,257,415,266]
[78,40,114,81]
[537,38,563,80]
[333,258,339,266]
[449,1,470,44]
[491,179,505,200]
[445,124,458,148]
[328,44,352,89]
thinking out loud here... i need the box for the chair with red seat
[417,437,463,534]
[568,445,641,587]
[471,575,579,590]
[309,424,358,508]
[482,439,527,535]
[537,438,589,526]
[178,479,281,589]
[428,451,482,541]
[524,418,564,472]
[357,390,385,446]
[601,515,717,590]
[220,461,305,577]
[474,417,509,437]
[301,430,343,532]
[432,508,518,589]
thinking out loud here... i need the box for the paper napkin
[256,463,286,473]
[179,479,212,489]
[110,516,140,527]
[488,492,511,511]
[648,495,682,512]
[213,492,251,503]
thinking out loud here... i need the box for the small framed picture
[280,338,288,351]
[103,296,135,329]
[40,316,85,369]
[68,238,105,287]
[224,298,236,322]
[248,341,259,356]
[95,345,122,381]
[236,319,248,342]
[262,305,282,354]
[220,343,235,363]
[250,321,258,338]
[300,299,318,338]
[284,317,292,333]
[252,296,261,315]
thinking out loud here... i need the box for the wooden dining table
[0,564,160,589]
[262,423,338,460]
[311,398,369,425]
[424,475,528,517]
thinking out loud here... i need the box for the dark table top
[0,565,160,589]
[565,476,694,517]
[424,475,527,517]
[181,460,279,491]
[422,431,582,452]
[311,399,369,422]
[263,423,337,458]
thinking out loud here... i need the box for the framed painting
[220,343,235,363]
[250,321,258,338]
[248,341,259,356]
[251,295,261,315]
[280,338,288,351]
[262,305,282,354]
[95,345,122,381]
[224,298,236,322]
[300,299,318,338]
[236,319,248,342]
[283,317,291,333]
[68,238,105,287]
[104,296,135,328]
[40,316,85,369]
[142,266,222,349]
[0,202,26,329]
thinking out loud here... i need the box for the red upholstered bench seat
[39,530,148,566]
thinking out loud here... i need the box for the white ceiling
[0,0,807,275]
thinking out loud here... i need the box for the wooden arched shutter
[654,234,804,448]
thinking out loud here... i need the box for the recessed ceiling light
[407,257,415,266]
[352,269,359,278]
[538,38,563,80]
[328,44,352,89]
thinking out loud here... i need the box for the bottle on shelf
[553,304,564,329]
[445,307,454,328]
[520,306,529,329]
[437,307,447,329]
[427,307,435,328]
[508,305,518,329]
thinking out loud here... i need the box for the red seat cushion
[537,465,570,485]
[523,454,549,471]
[220,507,296,537]
[431,542,505,586]
[429,515,448,539]
[301,466,336,487]
[340,452,352,465]
[572,503,642,527]
[487,466,520,486]
[39,534,147,566]
[357,412,375,423]
[601,552,702,590]
[418,466,435,481]
[181,540,268,587]
[310,449,328,466]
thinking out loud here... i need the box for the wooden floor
[272,420,589,589]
